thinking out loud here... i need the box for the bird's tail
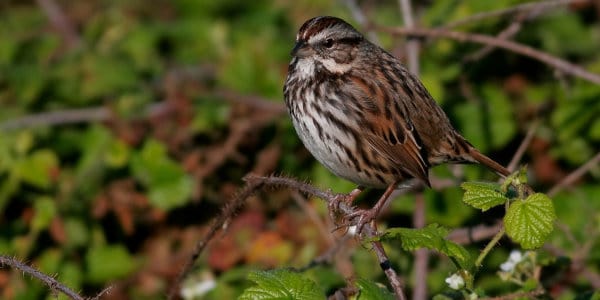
[467,147,511,177]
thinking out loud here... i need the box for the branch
[167,175,266,299]
[0,255,110,300]
[343,0,381,44]
[507,121,539,173]
[548,151,600,196]
[398,2,426,298]
[485,288,545,300]
[0,107,112,131]
[36,0,81,49]
[447,222,503,245]
[445,0,590,28]
[464,7,529,62]
[398,0,420,74]
[377,26,600,85]
[241,175,407,300]
[0,90,283,132]
[412,193,428,300]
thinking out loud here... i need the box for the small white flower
[500,260,516,272]
[500,250,524,272]
[508,250,523,263]
[445,273,465,290]
[180,279,217,299]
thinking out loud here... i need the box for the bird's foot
[328,187,363,223]
[347,207,378,235]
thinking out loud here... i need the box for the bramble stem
[476,227,505,267]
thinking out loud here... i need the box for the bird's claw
[347,208,378,235]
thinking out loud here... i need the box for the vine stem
[476,227,506,267]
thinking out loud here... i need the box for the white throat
[294,57,352,79]
[320,58,352,74]
[294,58,316,80]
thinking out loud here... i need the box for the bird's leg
[329,186,364,224]
[350,183,397,234]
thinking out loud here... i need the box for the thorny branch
[169,174,408,300]
[167,175,266,299]
[0,255,111,300]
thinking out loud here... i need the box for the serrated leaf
[461,182,508,211]
[239,269,323,300]
[381,224,472,270]
[504,193,556,249]
[356,278,395,300]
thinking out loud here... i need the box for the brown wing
[363,114,430,186]
[346,70,430,186]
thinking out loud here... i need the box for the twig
[0,90,283,132]
[378,26,600,85]
[343,0,381,44]
[167,177,266,299]
[370,238,407,300]
[464,10,528,62]
[169,174,407,299]
[582,268,600,289]
[484,288,545,300]
[0,255,107,300]
[475,227,505,267]
[243,175,407,300]
[36,0,81,49]
[0,107,112,131]
[445,0,590,28]
[295,235,352,272]
[548,151,600,196]
[291,191,335,247]
[412,193,428,300]
[214,89,286,114]
[398,2,426,297]
[399,0,420,75]
[506,121,539,172]
[447,223,503,245]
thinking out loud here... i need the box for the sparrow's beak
[291,40,314,58]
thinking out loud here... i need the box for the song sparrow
[283,16,510,229]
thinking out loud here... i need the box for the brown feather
[365,122,430,185]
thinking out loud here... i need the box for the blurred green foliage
[0,0,599,299]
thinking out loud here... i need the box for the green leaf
[381,224,472,270]
[31,196,56,232]
[455,102,487,152]
[461,182,508,211]
[147,176,194,210]
[64,217,89,249]
[14,149,58,189]
[59,262,84,293]
[239,269,323,300]
[85,244,137,284]
[356,278,395,300]
[504,193,556,249]
[104,138,131,168]
[191,99,230,134]
[482,85,517,149]
[130,139,193,210]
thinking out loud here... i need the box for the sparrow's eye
[323,38,334,48]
